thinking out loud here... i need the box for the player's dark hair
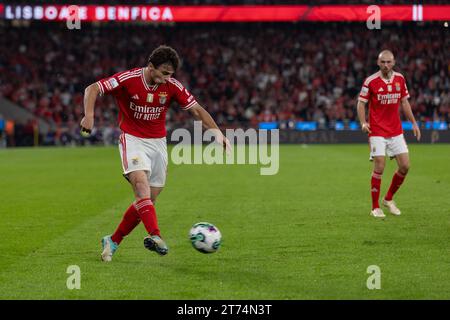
[148,45,180,71]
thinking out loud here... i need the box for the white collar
[141,68,159,91]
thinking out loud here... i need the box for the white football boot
[101,235,118,262]
[370,208,386,218]
[382,199,401,216]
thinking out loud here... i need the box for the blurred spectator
[0,114,5,148]
[5,118,16,147]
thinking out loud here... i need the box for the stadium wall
[0,98,52,133]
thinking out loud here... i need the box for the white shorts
[369,134,409,160]
[118,133,168,187]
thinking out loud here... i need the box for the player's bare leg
[370,156,386,218]
[128,170,151,200]
[383,153,409,216]
[150,186,163,203]
[373,156,386,175]
[394,152,410,176]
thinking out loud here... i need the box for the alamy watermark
[66,265,81,290]
[170,121,279,176]
[366,265,381,290]
[66,5,81,30]
[366,5,381,30]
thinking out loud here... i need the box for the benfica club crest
[158,92,168,104]
[395,82,401,91]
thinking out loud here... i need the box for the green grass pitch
[0,144,449,299]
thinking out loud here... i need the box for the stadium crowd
[0,22,449,146]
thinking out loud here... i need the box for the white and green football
[189,222,222,254]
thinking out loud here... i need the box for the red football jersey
[96,67,197,138]
[358,71,410,138]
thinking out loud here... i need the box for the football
[189,222,222,254]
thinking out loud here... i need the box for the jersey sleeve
[401,78,410,99]
[358,78,371,103]
[168,78,197,110]
[96,72,124,96]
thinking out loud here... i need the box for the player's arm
[189,102,231,152]
[357,80,371,134]
[81,74,122,133]
[357,100,371,134]
[80,83,101,133]
[401,97,421,141]
[169,77,231,152]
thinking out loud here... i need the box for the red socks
[135,198,161,237]
[385,171,406,201]
[370,170,406,210]
[111,203,141,245]
[110,198,161,245]
[371,171,382,209]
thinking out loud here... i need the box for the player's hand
[217,133,232,155]
[361,122,371,134]
[80,115,94,136]
[222,136,232,155]
[413,123,421,141]
[211,129,231,155]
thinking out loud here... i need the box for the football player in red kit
[357,50,421,218]
[81,45,230,261]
